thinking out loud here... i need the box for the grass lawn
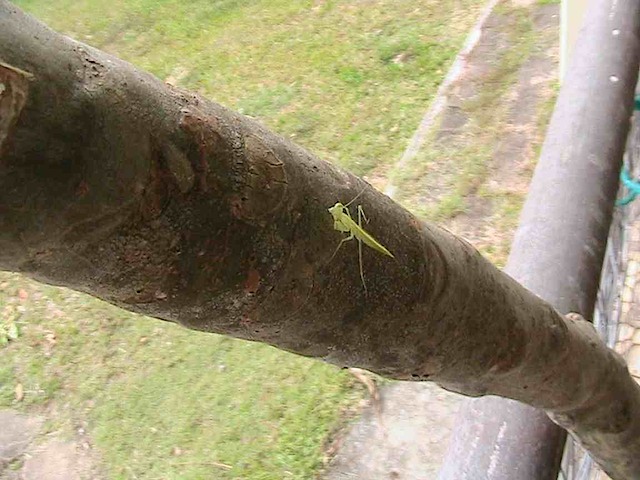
[0,275,362,479]
[15,0,486,176]
[3,1,489,478]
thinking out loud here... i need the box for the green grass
[15,0,486,176]
[0,273,362,479]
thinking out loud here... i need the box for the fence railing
[559,91,640,480]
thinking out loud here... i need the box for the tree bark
[1,2,639,478]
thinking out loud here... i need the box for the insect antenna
[344,186,368,208]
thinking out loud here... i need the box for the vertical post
[438,0,640,478]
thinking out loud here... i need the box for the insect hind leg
[357,206,367,293]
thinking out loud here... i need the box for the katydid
[328,191,394,290]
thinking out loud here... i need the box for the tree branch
[1,2,639,477]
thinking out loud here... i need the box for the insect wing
[351,221,394,257]
[336,210,359,233]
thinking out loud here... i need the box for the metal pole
[438,0,640,478]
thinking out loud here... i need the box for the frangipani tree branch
[1,2,639,477]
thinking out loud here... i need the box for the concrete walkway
[324,383,463,480]
[0,410,95,480]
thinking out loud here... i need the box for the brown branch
[1,1,639,477]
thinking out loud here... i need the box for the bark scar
[74,46,108,91]
[0,62,33,155]
[231,133,288,225]
[179,109,288,225]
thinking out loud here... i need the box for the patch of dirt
[403,10,514,208]
[322,382,464,480]
[22,439,95,480]
[0,410,42,471]
[407,1,559,263]
[493,7,559,189]
[435,105,468,142]
[450,50,557,246]
[398,6,519,212]
[452,11,514,104]
[0,409,101,480]
[447,195,494,243]
[363,166,392,193]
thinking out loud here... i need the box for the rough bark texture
[1,2,639,477]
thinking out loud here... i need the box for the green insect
[328,191,394,290]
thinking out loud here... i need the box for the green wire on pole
[618,167,640,205]
[618,96,640,205]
